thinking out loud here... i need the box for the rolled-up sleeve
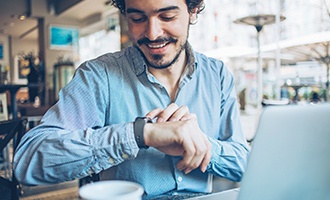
[14,61,139,185]
[206,64,250,182]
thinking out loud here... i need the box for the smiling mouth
[147,42,169,49]
[138,37,175,49]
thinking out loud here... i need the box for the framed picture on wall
[0,93,8,121]
[49,25,79,50]
[12,55,28,84]
[0,43,3,60]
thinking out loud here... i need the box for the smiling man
[14,0,250,199]
[127,1,190,70]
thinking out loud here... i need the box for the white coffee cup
[79,180,144,200]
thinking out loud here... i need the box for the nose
[145,18,163,41]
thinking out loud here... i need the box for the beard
[134,34,189,69]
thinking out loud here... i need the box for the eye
[129,15,147,23]
[160,14,176,21]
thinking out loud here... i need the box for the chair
[0,118,27,200]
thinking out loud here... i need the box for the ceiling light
[11,14,27,21]
[19,15,26,21]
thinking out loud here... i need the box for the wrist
[143,123,152,147]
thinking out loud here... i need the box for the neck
[148,50,187,101]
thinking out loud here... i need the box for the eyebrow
[126,6,180,14]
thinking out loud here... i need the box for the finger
[200,137,212,173]
[169,105,190,122]
[176,133,196,172]
[181,113,196,121]
[180,114,191,121]
[177,138,204,174]
[183,132,208,174]
[177,116,208,174]
[156,103,179,122]
[177,149,196,173]
[145,108,163,120]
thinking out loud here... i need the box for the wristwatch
[134,117,152,149]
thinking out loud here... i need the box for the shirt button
[108,158,115,164]
[122,153,129,159]
[177,176,183,182]
[87,169,93,175]
[155,84,163,89]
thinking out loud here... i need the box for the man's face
[125,0,194,69]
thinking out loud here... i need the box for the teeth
[148,43,167,48]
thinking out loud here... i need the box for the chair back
[0,118,27,200]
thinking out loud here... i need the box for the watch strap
[134,117,152,149]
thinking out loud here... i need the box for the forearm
[206,137,250,182]
[13,123,139,185]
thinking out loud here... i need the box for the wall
[0,34,9,68]
[29,0,82,104]
[11,37,39,84]
[31,0,80,70]
[0,34,38,84]
[11,37,38,56]
[0,0,82,104]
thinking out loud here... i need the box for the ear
[189,8,198,24]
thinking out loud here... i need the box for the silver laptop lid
[238,104,330,200]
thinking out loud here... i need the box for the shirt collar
[184,42,197,78]
[130,46,147,76]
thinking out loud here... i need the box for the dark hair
[110,0,205,15]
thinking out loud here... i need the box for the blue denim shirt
[14,44,249,198]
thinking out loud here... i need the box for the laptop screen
[238,104,330,200]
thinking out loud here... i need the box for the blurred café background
[0,0,329,198]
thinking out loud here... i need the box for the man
[14,0,250,199]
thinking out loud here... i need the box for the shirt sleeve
[13,61,139,186]
[205,65,250,182]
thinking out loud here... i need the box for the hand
[143,104,212,174]
[145,103,190,122]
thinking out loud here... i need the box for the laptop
[189,103,330,200]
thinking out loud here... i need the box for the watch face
[137,117,152,123]
[144,117,152,123]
